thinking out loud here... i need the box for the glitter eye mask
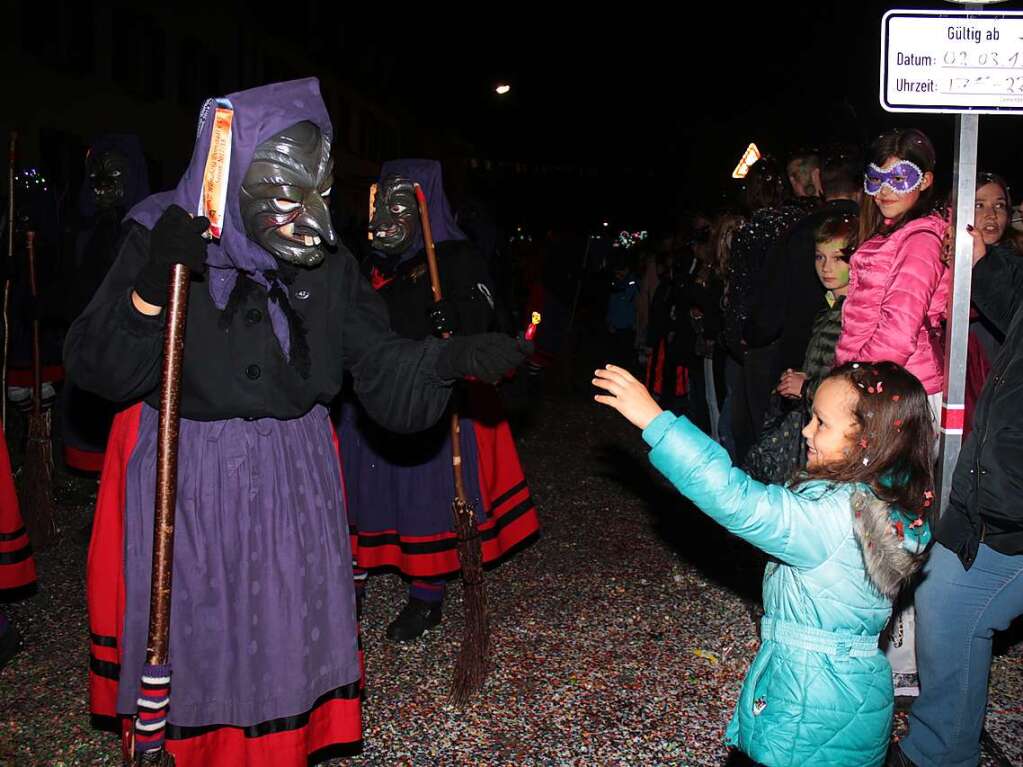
[864,161,924,196]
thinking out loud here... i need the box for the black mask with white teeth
[88,149,129,211]
[370,174,421,255]
[239,120,336,267]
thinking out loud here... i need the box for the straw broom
[22,230,56,548]
[413,184,490,703]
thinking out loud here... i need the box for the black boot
[885,743,917,767]
[386,598,441,642]
[0,623,22,671]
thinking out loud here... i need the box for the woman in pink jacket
[834,127,949,703]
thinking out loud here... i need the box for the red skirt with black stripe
[87,405,362,766]
[0,429,36,592]
[345,384,540,578]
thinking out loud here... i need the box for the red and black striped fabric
[88,404,363,766]
[645,339,688,398]
[0,428,35,592]
[64,445,106,473]
[350,385,540,578]
[6,364,64,388]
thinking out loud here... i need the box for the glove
[426,298,461,337]
[134,205,210,306]
[435,333,533,383]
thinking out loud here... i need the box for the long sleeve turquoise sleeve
[642,412,851,569]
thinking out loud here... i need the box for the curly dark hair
[744,156,789,212]
[791,361,935,522]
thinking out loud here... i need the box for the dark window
[179,37,223,110]
[21,0,96,75]
[111,8,165,100]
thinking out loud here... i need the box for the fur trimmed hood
[851,491,931,599]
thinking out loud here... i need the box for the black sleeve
[339,253,454,433]
[442,242,496,336]
[972,248,1023,336]
[744,236,788,348]
[63,223,165,402]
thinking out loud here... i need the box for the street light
[495,83,511,95]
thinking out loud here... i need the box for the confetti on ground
[2,372,1020,766]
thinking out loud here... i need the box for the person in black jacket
[724,158,813,460]
[744,145,863,383]
[62,134,150,474]
[890,224,1023,767]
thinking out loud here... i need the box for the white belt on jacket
[761,616,880,659]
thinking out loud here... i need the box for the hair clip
[924,490,934,500]
[862,457,871,466]
[876,382,884,393]
[892,395,901,402]
[859,438,869,449]
[852,363,860,369]
[867,386,876,394]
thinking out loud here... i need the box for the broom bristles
[450,498,490,705]
[22,410,56,548]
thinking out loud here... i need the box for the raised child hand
[593,364,664,431]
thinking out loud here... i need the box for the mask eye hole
[110,170,122,177]
[320,187,331,198]
[390,204,405,214]
[274,199,301,212]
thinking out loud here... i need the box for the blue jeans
[901,542,1023,767]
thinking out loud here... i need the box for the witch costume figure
[339,160,540,642]
[0,420,37,668]
[63,134,150,473]
[65,79,527,765]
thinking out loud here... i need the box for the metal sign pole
[937,113,979,514]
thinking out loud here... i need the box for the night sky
[348,2,1023,227]
[12,1,1023,232]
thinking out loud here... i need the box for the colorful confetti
[1,392,1020,766]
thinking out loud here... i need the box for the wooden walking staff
[3,132,15,427]
[413,183,490,703]
[22,230,57,548]
[127,99,233,766]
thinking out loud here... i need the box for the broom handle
[413,184,469,502]
[3,131,16,426]
[26,231,40,417]
[145,264,190,666]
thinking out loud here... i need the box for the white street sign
[882,8,1023,113]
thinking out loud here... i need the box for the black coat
[938,247,1023,567]
[64,222,453,432]
[723,200,813,357]
[367,240,495,340]
[745,199,858,369]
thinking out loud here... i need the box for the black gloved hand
[426,298,461,337]
[435,333,533,383]
[134,205,210,306]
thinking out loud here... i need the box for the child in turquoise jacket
[594,360,933,767]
